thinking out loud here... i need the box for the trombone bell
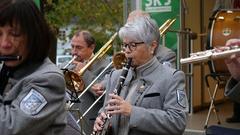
[64,70,85,93]
[112,52,127,69]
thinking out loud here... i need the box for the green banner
[33,0,41,10]
[140,0,180,52]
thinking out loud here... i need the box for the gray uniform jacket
[102,57,188,135]
[0,58,66,135]
[64,56,111,135]
[225,77,240,103]
[155,45,176,68]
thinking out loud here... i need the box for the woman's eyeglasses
[122,42,144,51]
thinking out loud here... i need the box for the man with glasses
[93,16,188,135]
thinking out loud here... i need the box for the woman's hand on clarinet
[105,93,132,116]
[93,112,107,132]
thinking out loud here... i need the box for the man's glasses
[122,42,145,51]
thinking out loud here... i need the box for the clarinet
[92,58,132,135]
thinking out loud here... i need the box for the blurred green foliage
[43,0,124,53]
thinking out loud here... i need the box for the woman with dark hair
[0,0,53,63]
[0,0,66,134]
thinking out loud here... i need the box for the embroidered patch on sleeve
[20,89,47,115]
[177,89,187,108]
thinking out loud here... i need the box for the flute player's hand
[224,39,240,81]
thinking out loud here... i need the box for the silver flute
[180,46,240,64]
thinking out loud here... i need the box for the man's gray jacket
[155,45,176,68]
[225,77,240,103]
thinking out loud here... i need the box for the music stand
[204,62,230,129]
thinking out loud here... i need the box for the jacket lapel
[131,79,151,106]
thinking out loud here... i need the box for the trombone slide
[159,18,176,37]
[62,55,77,69]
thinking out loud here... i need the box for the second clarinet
[92,58,132,135]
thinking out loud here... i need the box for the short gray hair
[127,10,150,22]
[119,16,160,47]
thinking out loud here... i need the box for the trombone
[66,52,126,107]
[63,32,118,93]
[62,55,77,69]
[65,33,126,135]
[66,53,126,135]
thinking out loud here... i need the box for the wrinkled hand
[105,93,132,116]
[92,83,105,96]
[224,39,240,81]
[93,112,107,133]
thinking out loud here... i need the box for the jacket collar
[135,56,159,78]
[12,58,49,79]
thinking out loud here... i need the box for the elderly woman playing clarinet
[93,16,188,135]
